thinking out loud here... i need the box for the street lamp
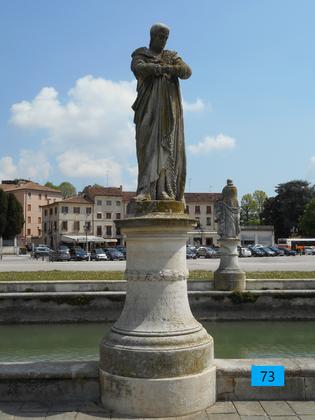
[84,214,90,260]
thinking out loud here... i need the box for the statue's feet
[160,191,174,200]
[135,192,151,202]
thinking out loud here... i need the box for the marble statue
[131,23,191,202]
[215,179,240,238]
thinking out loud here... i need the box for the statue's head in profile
[222,179,239,208]
[149,23,170,53]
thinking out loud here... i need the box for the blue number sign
[251,365,285,386]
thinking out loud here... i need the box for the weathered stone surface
[100,214,216,417]
[260,401,296,415]
[100,367,216,418]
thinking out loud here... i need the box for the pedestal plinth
[214,238,246,291]
[99,203,216,418]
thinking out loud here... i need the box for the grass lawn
[1,271,315,281]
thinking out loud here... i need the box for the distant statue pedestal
[214,238,246,291]
[99,201,216,418]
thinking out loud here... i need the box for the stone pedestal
[100,203,216,418]
[214,238,246,291]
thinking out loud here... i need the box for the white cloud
[11,75,137,157]
[0,156,17,180]
[0,151,51,182]
[188,133,236,155]
[183,98,206,113]
[9,75,208,185]
[57,151,123,184]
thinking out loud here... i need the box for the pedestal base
[99,208,216,417]
[100,366,216,418]
[214,238,246,291]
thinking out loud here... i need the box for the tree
[240,194,259,225]
[261,180,315,239]
[44,182,59,190]
[45,181,76,198]
[59,182,76,199]
[3,193,24,239]
[299,198,315,236]
[0,189,8,237]
[252,190,268,215]
[240,190,268,225]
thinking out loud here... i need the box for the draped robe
[131,47,191,201]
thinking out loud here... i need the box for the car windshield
[95,248,104,253]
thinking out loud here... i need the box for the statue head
[149,23,170,53]
[222,179,239,208]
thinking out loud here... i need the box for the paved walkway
[1,401,315,419]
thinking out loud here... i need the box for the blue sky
[1,0,315,198]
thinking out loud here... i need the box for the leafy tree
[261,180,315,239]
[3,193,24,239]
[240,194,259,225]
[253,190,268,214]
[240,190,268,225]
[44,182,59,190]
[299,198,315,236]
[59,182,76,199]
[45,181,76,198]
[0,189,8,237]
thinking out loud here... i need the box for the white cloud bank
[188,134,236,155]
[183,98,206,112]
[7,75,209,186]
[0,152,51,182]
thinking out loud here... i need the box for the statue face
[150,29,169,52]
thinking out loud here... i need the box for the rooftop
[0,180,62,194]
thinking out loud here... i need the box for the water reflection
[0,321,315,362]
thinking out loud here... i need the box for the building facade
[41,196,94,249]
[0,179,62,246]
[83,185,132,245]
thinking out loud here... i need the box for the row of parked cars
[31,245,126,261]
[186,244,303,259]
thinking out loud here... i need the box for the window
[45,194,48,199]
[106,213,111,219]
[61,221,68,231]
[61,206,68,214]
[97,212,102,219]
[116,213,121,220]
[116,227,121,236]
[44,210,47,216]
[97,200,102,206]
[54,221,57,231]
[106,226,112,236]
[38,217,41,224]
[206,206,212,214]
[97,226,102,236]
[49,208,53,215]
[85,221,91,231]
[28,192,31,198]
[54,207,57,214]
[206,217,211,226]
[27,216,31,223]
[27,229,31,235]
[185,205,189,213]
[73,221,80,231]
[44,223,47,233]
[86,207,92,215]
[106,200,112,206]
[27,204,31,211]
[73,207,80,214]
[116,201,121,206]
[39,194,42,200]
[195,206,200,214]
[38,228,42,236]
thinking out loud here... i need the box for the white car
[239,247,252,257]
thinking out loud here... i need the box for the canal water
[0,321,314,362]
